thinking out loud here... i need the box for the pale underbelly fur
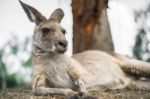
[45,60,76,90]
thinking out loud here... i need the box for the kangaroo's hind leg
[86,78,130,91]
[128,80,150,91]
[112,53,150,78]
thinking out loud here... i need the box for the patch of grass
[0,89,150,99]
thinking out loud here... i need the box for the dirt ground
[0,89,150,99]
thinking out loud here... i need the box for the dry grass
[0,89,150,99]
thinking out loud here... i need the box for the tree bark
[72,0,114,54]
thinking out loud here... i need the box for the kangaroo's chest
[45,60,75,89]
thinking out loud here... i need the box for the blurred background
[0,0,150,90]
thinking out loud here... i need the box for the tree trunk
[72,0,114,54]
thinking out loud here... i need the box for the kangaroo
[19,0,150,96]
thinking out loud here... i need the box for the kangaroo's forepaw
[77,79,88,96]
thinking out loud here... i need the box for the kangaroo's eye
[62,30,66,35]
[41,28,49,33]
[41,28,49,36]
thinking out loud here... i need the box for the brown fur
[19,0,150,96]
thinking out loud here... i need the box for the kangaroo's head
[19,0,68,54]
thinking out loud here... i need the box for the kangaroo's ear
[19,0,46,24]
[49,8,64,23]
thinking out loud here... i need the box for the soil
[0,89,150,99]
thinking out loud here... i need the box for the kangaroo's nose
[58,40,68,48]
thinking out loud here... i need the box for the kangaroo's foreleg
[67,63,87,94]
[33,87,77,96]
[68,72,87,94]
[32,73,77,96]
